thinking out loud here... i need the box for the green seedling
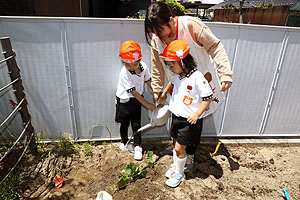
[53,133,78,155]
[112,151,155,190]
[0,145,9,152]
[82,142,93,156]
[146,151,155,168]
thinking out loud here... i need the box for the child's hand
[147,103,156,112]
[187,113,200,124]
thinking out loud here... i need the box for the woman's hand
[221,81,232,92]
[147,103,157,112]
[158,93,167,104]
[187,112,200,124]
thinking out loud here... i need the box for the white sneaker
[166,172,185,188]
[119,143,125,150]
[119,143,135,153]
[165,163,176,178]
[134,146,143,160]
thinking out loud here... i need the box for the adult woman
[144,2,233,170]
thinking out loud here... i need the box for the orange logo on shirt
[183,96,193,105]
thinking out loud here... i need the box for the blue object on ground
[282,187,290,200]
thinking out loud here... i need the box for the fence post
[0,37,37,155]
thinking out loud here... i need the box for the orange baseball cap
[159,40,190,61]
[119,40,142,63]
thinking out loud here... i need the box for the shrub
[157,0,186,16]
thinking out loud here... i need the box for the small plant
[35,131,48,151]
[111,151,155,190]
[0,145,9,152]
[54,133,77,154]
[82,142,94,156]
[0,169,21,200]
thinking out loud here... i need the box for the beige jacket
[151,16,233,93]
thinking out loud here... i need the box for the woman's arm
[151,39,165,103]
[187,17,233,90]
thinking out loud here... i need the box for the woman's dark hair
[144,2,174,46]
[182,54,197,72]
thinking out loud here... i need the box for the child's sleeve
[121,74,136,93]
[196,73,213,100]
[144,64,152,83]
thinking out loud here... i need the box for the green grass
[0,170,21,200]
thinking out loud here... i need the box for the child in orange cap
[159,40,213,187]
[115,40,156,160]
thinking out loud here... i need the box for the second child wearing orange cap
[159,40,213,187]
[116,41,156,161]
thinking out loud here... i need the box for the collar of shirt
[128,64,144,76]
[179,68,197,80]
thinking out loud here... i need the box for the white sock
[174,151,187,174]
[172,148,176,165]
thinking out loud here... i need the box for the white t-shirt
[169,69,213,119]
[116,61,151,100]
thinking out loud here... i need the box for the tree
[157,0,186,16]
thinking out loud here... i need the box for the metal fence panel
[65,20,123,139]
[1,17,300,140]
[202,23,241,136]
[263,30,300,136]
[220,25,288,136]
[0,18,74,139]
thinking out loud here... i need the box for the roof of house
[209,0,299,9]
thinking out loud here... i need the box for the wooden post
[0,37,37,155]
[239,0,244,23]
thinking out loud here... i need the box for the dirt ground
[17,139,300,200]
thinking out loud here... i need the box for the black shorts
[169,113,203,146]
[115,97,141,123]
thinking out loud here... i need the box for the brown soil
[0,145,24,179]
[16,140,300,200]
